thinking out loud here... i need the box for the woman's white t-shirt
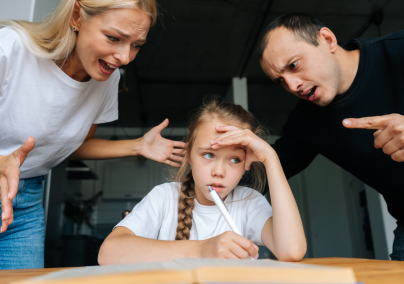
[0,28,119,178]
[116,182,273,245]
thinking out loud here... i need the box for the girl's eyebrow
[198,146,214,151]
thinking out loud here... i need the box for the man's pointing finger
[342,115,392,130]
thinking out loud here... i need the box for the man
[258,13,404,260]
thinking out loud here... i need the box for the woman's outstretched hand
[138,119,186,167]
[211,126,273,170]
[0,137,35,233]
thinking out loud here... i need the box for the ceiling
[108,0,404,135]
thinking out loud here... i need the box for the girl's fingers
[225,251,241,260]
[228,242,251,259]
[232,234,259,258]
[211,130,245,145]
[217,135,249,147]
[164,160,181,168]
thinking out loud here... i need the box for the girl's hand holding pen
[199,231,259,260]
[211,126,274,170]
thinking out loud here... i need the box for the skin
[98,120,306,264]
[261,26,404,161]
[0,3,185,233]
[260,26,359,107]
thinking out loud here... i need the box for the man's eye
[203,153,214,159]
[230,157,241,164]
[275,78,284,85]
[107,36,118,42]
[290,61,298,69]
[132,44,142,50]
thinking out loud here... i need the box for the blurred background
[1,0,403,267]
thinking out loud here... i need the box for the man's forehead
[261,28,304,77]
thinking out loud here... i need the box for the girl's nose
[212,162,226,178]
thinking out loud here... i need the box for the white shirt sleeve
[243,190,273,245]
[93,70,120,124]
[115,184,169,239]
[0,45,7,91]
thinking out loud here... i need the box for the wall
[0,0,35,21]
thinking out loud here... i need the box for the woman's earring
[72,26,77,32]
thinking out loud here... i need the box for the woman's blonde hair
[175,96,267,241]
[0,0,157,60]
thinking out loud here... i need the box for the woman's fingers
[172,148,186,156]
[169,154,183,162]
[164,160,181,168]
[153,119,169,133]
[0,177,12,233]
[173,141,186,148]
[12,136,35,166]
[6,169,20,201]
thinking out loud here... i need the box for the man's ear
[70,0,82,31]
[318,27,338,53]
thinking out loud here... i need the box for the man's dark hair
[256,13,326,60]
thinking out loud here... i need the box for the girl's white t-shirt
[116,182,273,245]
[0,28,120,178]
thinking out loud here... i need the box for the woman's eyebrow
[108,27,147,43]
[109,27,130,38]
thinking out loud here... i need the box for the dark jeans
[390,221,404,261]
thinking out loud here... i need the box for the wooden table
[1,258,403,284]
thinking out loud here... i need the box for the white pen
[208,186,254,260]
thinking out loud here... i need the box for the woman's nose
[114,46,131,66]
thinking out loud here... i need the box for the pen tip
[208,186,213,192]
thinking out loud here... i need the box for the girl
[98,97,306,264]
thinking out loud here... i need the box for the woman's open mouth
[99,59,117,75]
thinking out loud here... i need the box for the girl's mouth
[99,59,117,75]
[209,184,225,192]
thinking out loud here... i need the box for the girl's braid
[175,170,195,240]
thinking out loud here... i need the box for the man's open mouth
[306,86,317,98]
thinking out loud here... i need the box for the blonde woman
[0,0,185,269]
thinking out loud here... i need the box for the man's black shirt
[272,30,404,224]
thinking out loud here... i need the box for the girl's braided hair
[175,95,267,240]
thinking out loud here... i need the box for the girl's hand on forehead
[211,126,274,170]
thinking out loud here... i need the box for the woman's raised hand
[199,231,259,259]
[211,126,273,170]
[0,137,35,233]
[138,119,186,167]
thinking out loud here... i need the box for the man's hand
[343,114,404,162]
[138,119,186,167]
[0,137,35,233]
